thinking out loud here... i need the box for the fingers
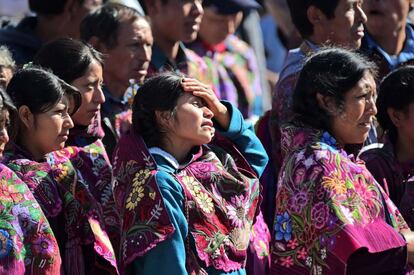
[181,77,211,91]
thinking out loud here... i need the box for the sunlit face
[70,60,105,126]
[319,0,367,49]
[198,8,243,45]
[27,97,74,156]
[103,18,153,87]
[0,66,13,89]
[0,109,10,158]
[362,0,410,37]
[163,93,215,149]
[150,0,204,43]
[330,72,377,145]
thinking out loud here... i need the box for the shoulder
[225,34,251,54]
[278,48,305,81]
[359,143,390,163]
[155,170,184,194]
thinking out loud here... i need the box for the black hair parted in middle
[292,47,377,131]
[132,71,186,148]
[34,37,103,84]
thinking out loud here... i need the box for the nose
[0,128,9,145]
[367,95,377,116]
[64,114,75,130]
[94,85,105,104]
[191,0,204,17]
[203,107,214,119]
[137,43,152,64]
[357,3,368,24]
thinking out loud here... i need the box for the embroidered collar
[149,146,205,171]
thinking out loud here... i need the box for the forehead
[118,18,152,38]
[348,71,376,92]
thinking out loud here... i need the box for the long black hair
[6,66,81,140]
[132,72,185,147]
[293,47,377,131]
[34,37,103,84]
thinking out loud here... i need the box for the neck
[35,16,67,43]
[395,134,414,163]
[152,27,180,62]
[18,134,45,162]
[103,75,128,100]
[162,141,192,164]
[369,24,407,55]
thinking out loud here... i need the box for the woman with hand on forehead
[113,72,269,275]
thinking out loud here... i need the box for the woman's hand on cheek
[181,78,230,130]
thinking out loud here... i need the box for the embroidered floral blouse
[271,124,408,275]
[114,102,269,275]
[0,163,61,274]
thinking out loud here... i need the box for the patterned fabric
[113,132,263,273]
[112,133,175,269]
[271,124,408,274]
[66,125,121,256]
[147,43,218,92]
[0,163,61,274]
[4,145,118,274]
[246,211,271,275]
[360,136,414,229]
[189,35,263,118]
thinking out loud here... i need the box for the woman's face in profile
[0,108,10,158]
[70,60,105,126]
[25,96,74,156]
[162,93,215,149]
[330,71,377,146]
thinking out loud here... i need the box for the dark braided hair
[132,72,185,148]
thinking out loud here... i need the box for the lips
[201,120,213,128]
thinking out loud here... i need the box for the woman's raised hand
[181,77,230,130]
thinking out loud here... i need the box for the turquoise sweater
[130,102,268,275]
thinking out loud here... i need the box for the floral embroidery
[271,125,408,274]
[126,185,145,211]
[132,169,151,188]
[181,175,201,196]
[0,163,61,273]
[226,195,248,228]
[195,192,214,214]
[32,234,56,256]
[274,212,292,242]
[0,229,12,259]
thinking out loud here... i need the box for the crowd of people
[0,0,414,274]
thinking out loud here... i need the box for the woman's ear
[387,108,404,128]
[18,106,34,130]
[316,93,337,115]
[155,110,173,130]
